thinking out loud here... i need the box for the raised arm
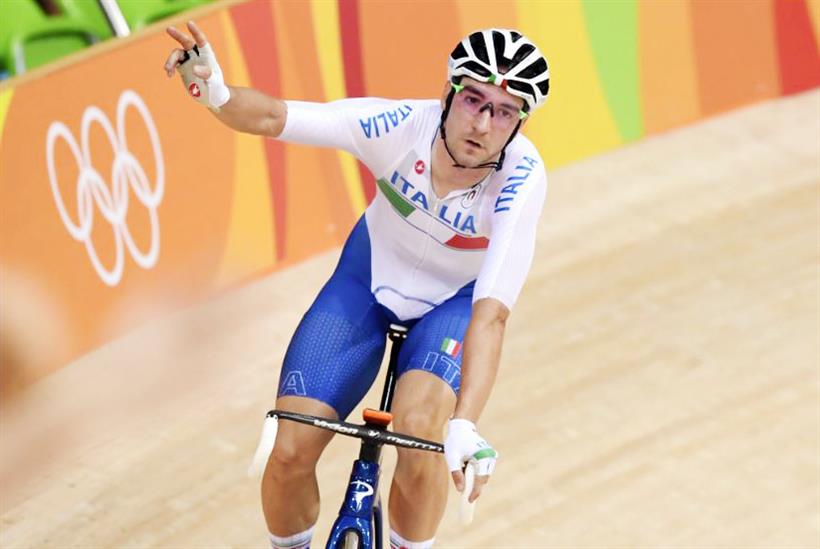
[164,21,287,138]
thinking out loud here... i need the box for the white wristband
[176,43,230,111]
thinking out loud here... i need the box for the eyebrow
[463,85,521,111]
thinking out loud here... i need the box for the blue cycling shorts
[277,216,474,420]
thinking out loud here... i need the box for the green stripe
[473,448,497,460]
[440,338,450,352]
[582,0,643,141]
[377,178,415,217]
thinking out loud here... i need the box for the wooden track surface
[1,90,818,548]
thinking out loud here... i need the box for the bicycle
[249,324,476,549]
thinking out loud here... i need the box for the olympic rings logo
[46,90,165,287]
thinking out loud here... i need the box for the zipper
[407,168,441,298]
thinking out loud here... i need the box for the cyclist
[165,22,549,549]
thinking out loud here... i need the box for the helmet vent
[451,42,468,61]
[457,60,492,78]
[516,57,547,79]
[469,33,490,64]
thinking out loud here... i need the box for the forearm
[212,86,287,138]
[453,299,508,423]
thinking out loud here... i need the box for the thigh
[396,284,474,397]
[278,271,390,420]
[390,370,456,440]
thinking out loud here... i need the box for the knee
[267,435,322,479]
[393,409,446,441]
[393,410,446,479]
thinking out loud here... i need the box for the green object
[473,448,498,460]
[582,0,644,142]
[0,0,101,76]
[117,0,213,31]
[376,178,416,218]
[56,0,115,39]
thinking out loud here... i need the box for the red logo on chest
[414,160,425,174]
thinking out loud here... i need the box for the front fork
[373,492,384,549]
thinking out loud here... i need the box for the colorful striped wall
[1,0,818,380]
[223,0,820,198]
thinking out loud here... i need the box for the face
[441,77,526,168]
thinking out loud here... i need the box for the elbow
[473,297,510,329]
[264,102,287,138]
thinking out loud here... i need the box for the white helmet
[448,29,549,113]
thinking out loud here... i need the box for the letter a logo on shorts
[280,371,307,396]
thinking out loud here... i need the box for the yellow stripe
[517,0,621,167]
[807,0,820,51]
[215,10,276,286]
[0,87,15,151]
[310,0,367,216]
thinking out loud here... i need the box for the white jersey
[279,98,547,321]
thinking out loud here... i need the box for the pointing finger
[166,26,195,50]
[187,20,208,48]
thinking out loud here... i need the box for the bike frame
[267,325,444,549]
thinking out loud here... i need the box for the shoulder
[503,134,547,182]
[488,134,547,199]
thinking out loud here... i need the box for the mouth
[464,139,483,150]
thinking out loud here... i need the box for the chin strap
[438,86,523,172]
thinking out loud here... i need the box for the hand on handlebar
[164,21,230,111]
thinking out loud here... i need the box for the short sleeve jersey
[279,98,547,321]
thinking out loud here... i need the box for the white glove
[176,43,230,112]
[444,418,498,476]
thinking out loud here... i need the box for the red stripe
[445,234,490,250]
[774,0,820,95]
[339,0,376,204]
[229,0,288,261]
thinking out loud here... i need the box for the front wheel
[342,530,360,549]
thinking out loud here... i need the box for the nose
[473,108,492,134]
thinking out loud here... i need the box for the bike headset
[439,29,551,171]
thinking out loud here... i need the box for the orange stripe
[359,1,460,99]
[638,0,700,134]
[273,0,355,261]
[455,0,517,36]
[691,0,780,116]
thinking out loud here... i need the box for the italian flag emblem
[440,337,462,358]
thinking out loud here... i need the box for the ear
[441,81,451,109]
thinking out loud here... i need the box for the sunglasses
[451,83,528,130]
